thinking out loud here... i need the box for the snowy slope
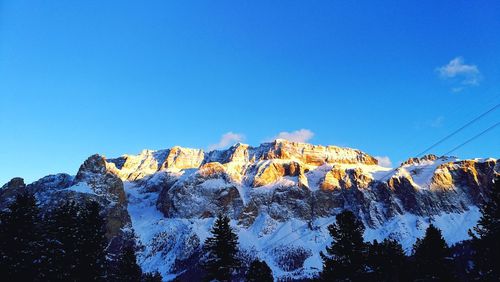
[2,140,496,281]
[126,179,482,280]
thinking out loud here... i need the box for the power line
[428,93,500,141]
[376,103,499,182]
[414,103,499,158]
[443,121,499,156]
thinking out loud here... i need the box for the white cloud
[272,129,314,143]
[208,132,245,151]
[375,156,392,168]
[436,57,481,86]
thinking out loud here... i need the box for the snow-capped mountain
[1,139,498,280]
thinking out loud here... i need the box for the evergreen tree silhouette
[46,201,82,280]
[246,259,273,282]
[203,213,240,282]
[320,210,368,281]
[412,223,455,281]
[114,244,143,282]
[78,201,107,281]
[469,175,500,281]
[367,239,409,282]
[44,200,107,281]
[0,192,42,281]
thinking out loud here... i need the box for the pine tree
[412,224,455,281]
[320,210,368,282]
[44,200,108,281]
[114,244,143,282]
[367,239,409,282]
[38,209,67,281]
[203,213,240,282]
[246,259,273,282]
[469,175,500,281]
[142,271,163,282]
[0,192,43,281]
[77,200,107,281]
[45,201,85,281]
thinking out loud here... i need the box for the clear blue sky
[1,1,499,184]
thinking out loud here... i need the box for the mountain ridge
[1,140,498,280]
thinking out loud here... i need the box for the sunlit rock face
[204,143,251,164]
[100,142,499,226]
[430,166,455,190]
[401,154,439,166]
[106,149,168,181]
[256,139,379,165]
[106,147,204,181]
[106,139,379,182]
[197,162,227,178]
[1,140,498,280]
[253,161,308,188]
[384,156,498,216]
[320,166,374,191]
[162,147,205,171]
[104,142,496,229]
[103,140,389,224]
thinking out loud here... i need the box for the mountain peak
[77,154,107,176]
[401,154,457,166]
[103,141,380,181]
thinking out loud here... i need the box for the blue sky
[1,1,499,184]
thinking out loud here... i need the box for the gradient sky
[1,0,499,184]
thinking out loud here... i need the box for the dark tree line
[0,192,161,282]
[319,176,500,282]
[319,210,457,281]
[0,192,42,281]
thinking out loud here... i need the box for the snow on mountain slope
[1,140,498,280]
[126,178,483,280]
[393,155,458,189]
[108,140,497,280]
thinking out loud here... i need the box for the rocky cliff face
[0,154,132,257]
[118,143,495,227]
[1,140,498,280]
[106,140,378,181]
[75,155,130,243]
